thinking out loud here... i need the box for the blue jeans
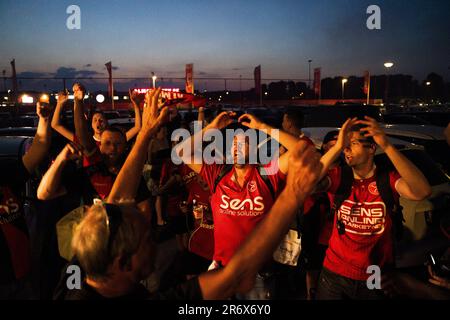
[317,267,384,300]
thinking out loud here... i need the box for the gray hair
[71,204,142,281]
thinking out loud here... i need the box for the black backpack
[330,165,404,241]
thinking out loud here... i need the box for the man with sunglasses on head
[315,117,432,300]
[59,88,326,300]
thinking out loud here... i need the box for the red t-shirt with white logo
[324,166,401,280]
[200,162,286,266]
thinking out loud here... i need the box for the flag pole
[111,62,114,110]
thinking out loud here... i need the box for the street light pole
[308,59,312,89]
[2,70,6,92]
[383,62,394,105]
[341,78,348,100]
[239,75,242,108]
[151,72,157,89]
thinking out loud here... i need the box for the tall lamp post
[2,70,6,92]
[151,72,157,89]
[384,61,394,104]
[308,59,312,89]
[341,78,348,100]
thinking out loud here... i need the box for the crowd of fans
[0,82,449,300]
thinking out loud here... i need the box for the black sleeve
[61,162,83,195]
[135,177,151,204]
[13,157,31,187]
[152,277,203,300]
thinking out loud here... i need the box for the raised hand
[356,116,390,150]
[142,87,169,136]
[238,113,264,130]
[57,143,83,162]
[36,101,53,119]
[129,88,139,105]
[428,265,450,290]
[336,117,358,150]
[56,91,69,106]
[207,111,236,130]
[72,82,86,101]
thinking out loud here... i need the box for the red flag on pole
[254,65,262,104]
[364,70,370,104]
[10,59,18,101]
[185,63,194,94]
[105,61,115,109]
[313,67,321,98]
[105,61,113,97]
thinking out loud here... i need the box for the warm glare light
[384,62,394,68]
[113,96,119,100]
[21,94,34,104]
[426,81,431,86]
[342,78,348,84]
[40,94,49,103]
[96,94,105,103]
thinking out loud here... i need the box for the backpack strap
[212,164,276,201]
[375,168,404,241]
[331,165,354,219]
[258,165,275,200]
[212,164,233,194]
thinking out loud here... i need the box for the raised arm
[107,88,168,204]
[174,111,235,174]
[358,116,431,201]
[317,117,358,181]
[125,89,142,141]
[198,106,205,123]
[51,91,74,141]
[22,102,52,174]
[37,143,81,200]
[198,141,323,299]
[238,113,300,174]
[72,83,97,153]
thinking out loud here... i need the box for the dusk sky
[0,0,449,90]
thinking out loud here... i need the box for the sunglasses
[103,203,123,255]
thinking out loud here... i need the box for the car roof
[0,136,32,158]
[301,127,421,153]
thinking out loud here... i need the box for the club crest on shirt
[368,182,379,196]
[247,181,257,193]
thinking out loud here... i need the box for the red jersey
[160,160,185,217]
[0,158,31,283]
[200,162,286,266]
[180,165,210,206]
[82,150,115,200]
[324,166,401,280]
